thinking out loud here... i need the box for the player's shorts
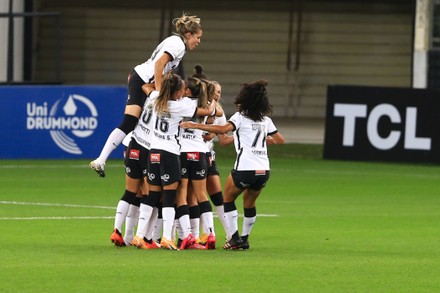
[147,149,181,186]
[180,152,208,180]
[124,139,149,179]
[127,70,147,107]
[206,152,220,177]
[230,169,270,190]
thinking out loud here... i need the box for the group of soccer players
[89,13,285,251]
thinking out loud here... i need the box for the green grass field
[1,144,440,292]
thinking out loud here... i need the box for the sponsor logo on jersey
[150,153,161,163]
[26,94,98,155]
[187,152,200,161]
[129,149,140,160]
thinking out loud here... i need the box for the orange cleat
[110,229,125,247]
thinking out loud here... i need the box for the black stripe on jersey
[235,147,243,170]
[268,130,278,136]
[164,51,174,61]
[229,121,237,131]
[191,107,197,118]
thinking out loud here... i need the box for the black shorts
[127,70,147,107]
[124,139,149,179]
[207,153,220,177]
[147,149,181,186]
[180,152,208,180]
[230,169,270,190]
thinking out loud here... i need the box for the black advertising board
[324,85,440,163]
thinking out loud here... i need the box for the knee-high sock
[241,207,257,239]
[135,203,153,238]
[199,201,215,235]
[123,204,140,244]
[97,128,126,163]
[224,201,238,238]
[144,207,158,240]
[162,207,176,240]
[114,201,129,232]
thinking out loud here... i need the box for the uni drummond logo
[26,94,98,154]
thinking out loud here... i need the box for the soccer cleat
[188,242,207,250]
[89,159,105,177]
[146,239,161,249]
[160,238,178,250]
[196,233,209,246]
[110,229,125,247]
[206,233,216,250]
[179,233,196,250]
[132,236,160,249]
[223,236,246,250]
[132,236,147,249]
[240,236,250,250]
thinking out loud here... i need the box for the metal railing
[0,6,61,84]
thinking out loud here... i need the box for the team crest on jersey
[161,174,170,182]
[150,153,160,163]
[187,152,200,161]
[129,149,140,160]
[148,173,156,181]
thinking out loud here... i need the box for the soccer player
[180,79,285,250]
[176,77,223,250]
[89,13,203,177]
[202,80,234,241]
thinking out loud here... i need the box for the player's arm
[154,53,172,92]
[267,131,285,145]
[217,133,234,146]
[180,121,235,134]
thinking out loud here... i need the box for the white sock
[162,207,175,240]
[114,200,129,232]
[144,207,158,240]
[153,217,163,241]
[135,204,153,238]
[241,215,256,238]
[97,128,126,163]
[123,204,140,244]
[190,218,200,239]
[225,209,239,237]
[175,219,183,240]
[215,205,230,239]
[178,214,192,238]
[200,211,215,235]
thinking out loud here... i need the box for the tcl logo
[334,103,431,151]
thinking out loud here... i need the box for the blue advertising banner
[324,85,440,164]
[0,85,127,159]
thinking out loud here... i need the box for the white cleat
[89,160,106,177]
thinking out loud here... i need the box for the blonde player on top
[89,13,203,177]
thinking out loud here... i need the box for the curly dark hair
[234,79,273,121]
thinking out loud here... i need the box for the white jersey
[122,131,133,147]
[228,112,278,171]
[149,92,198,155]
[205,113,227,160]
[180,97,209,153]
[134,35,185,84]
[131,92,157,150]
